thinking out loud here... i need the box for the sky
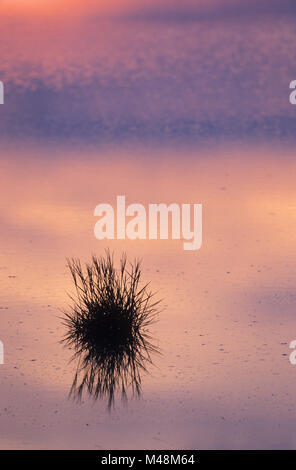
[0,0,295,18]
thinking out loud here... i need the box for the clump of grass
[62,251,160,409]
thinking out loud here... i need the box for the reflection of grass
[62,251,160,409]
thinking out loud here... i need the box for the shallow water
[0,5,296,449]
[0,145,296,449]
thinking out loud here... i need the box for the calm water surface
[0,13,296,449]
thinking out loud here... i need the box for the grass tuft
[62,250,160,409]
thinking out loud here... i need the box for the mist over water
[0,15,295,148]
[1,147,296,448]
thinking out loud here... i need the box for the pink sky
[0,0,239,16]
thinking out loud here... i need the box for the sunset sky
[0,0,295,17]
